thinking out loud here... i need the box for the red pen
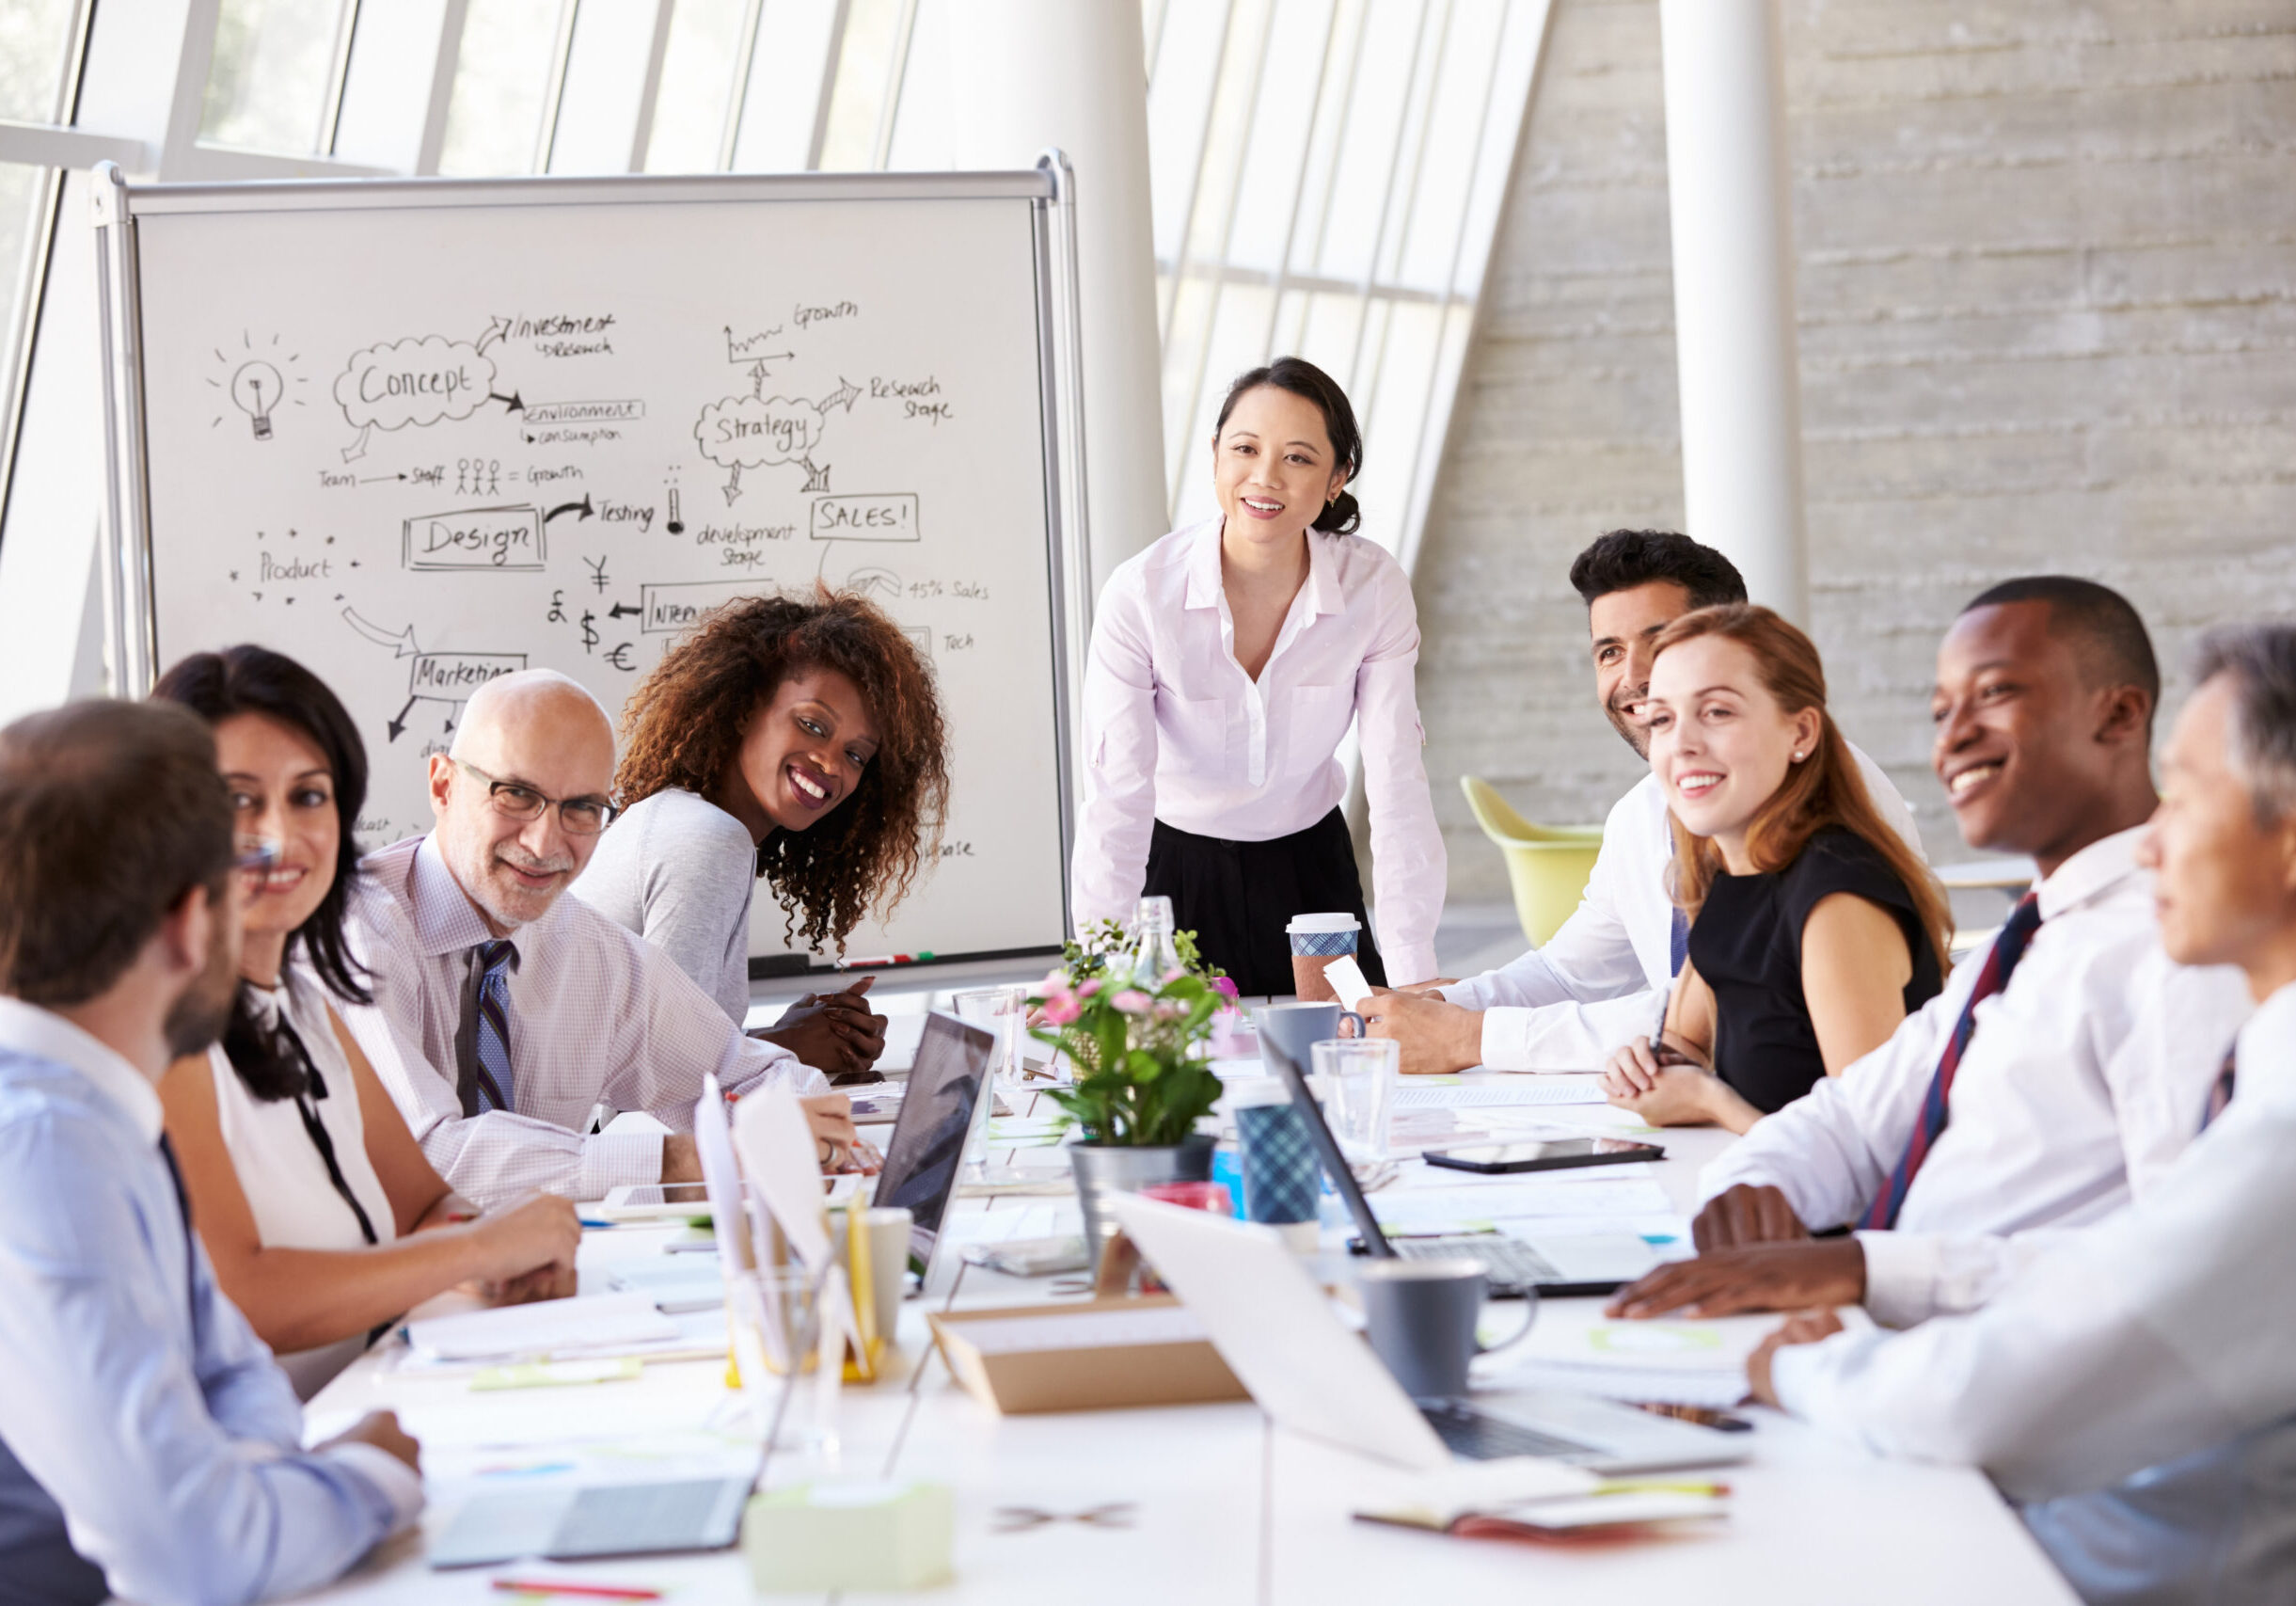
[490,1582,662,1601]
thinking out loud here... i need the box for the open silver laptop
[867,1010,997,1287]
[1263,1034,1660,1297]
[1110,1195,1746,1476]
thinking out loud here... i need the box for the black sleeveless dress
[1687,825,1942,1115]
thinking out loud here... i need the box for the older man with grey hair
[340,671,855,1208]
[1747,622,2296,1605]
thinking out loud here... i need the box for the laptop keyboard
[1419,1399,1598,1463]
[547,1478,747,1559]
[1392,1233,1560,1293]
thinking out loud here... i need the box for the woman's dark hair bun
[1211,356,1364,537]
[1314,487,1361,536]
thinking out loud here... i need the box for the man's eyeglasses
[452,758,618,835]
[231,840,280,883]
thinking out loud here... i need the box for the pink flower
[1038,967,1072,997]
[1111,989,1153,1015]
[1211,975,1240,1001]
[1076,978,1102,999]
[1152,998,1187,1021]
[1040,992,1083,1026]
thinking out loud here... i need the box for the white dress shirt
[1441,744,1920,1070]
[1699,827,2252,1327]
[340,835,822,1206]
[1070,517,1447,985]
[1771,979,2296,1603]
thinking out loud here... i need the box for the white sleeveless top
[206,967,398,1399]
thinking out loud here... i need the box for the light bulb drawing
[231,360,284,440]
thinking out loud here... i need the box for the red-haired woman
[574,590,950,1076]
[1602,604,1948,1132]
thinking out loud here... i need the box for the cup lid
[1286,912,1361,934]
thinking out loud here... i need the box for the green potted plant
[1030,922,1238,1271]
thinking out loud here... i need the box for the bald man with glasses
[339,671,856,1208]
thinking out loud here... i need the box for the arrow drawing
[342,607,420,658]
[818,376,862,415]
[341,424,373,463]
[800,457,831,493]
[608,601,641,619]
[357,472,404,485]
[475,315,511,355]
[386,695,418,742]
[545,495,595,524]
[488,390,526,414]
[722,462,744,505]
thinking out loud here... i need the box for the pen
[1593,1478,1734,1497]
[832,951,935,969]
[491,1581,663,1600]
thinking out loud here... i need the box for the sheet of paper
[407,1291,679,1362]
[1367,1177,1672,1229]
[945,1304,1211,1356]
[1323,954,1372,1011]
[1391,1081,1607,1109]
[734,1088,833,1270]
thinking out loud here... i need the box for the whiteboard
[96,167,1084,972]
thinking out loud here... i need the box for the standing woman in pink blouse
[1070,358,1446,994]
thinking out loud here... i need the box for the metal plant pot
[1069,1135,1216,1274]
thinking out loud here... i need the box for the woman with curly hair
[574,589,949,1076]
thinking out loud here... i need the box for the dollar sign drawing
[579,611,599,654]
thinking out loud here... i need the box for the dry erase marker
[833,951,934,969]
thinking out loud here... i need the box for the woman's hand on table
[1748,1309,1846,1408]
[464,1190,582,1304]
[801,1092,879,1173]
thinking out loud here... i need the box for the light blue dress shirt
[0,998,420,1606]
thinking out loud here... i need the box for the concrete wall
[1415,0,2296,900]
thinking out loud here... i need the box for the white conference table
[304,1073,2076,1604]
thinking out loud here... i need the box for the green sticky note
[745,1480,954,1592]
[470,1357,643,1391]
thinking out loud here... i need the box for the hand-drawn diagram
[336,317,523,462]
[724,326,792,374]
[694,362,863,503]
[208,332,306,438]
[403,505,546,571]
[342,608,524,740]
[844,565,901,599]
[811,493,919,541]
[638,580,770,634]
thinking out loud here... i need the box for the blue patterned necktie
[471,939,516,1114]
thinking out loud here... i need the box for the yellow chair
[1460,776,1605,948]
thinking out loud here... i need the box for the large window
[0,0,1548,693]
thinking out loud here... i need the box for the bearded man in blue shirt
[0,698,423,1606]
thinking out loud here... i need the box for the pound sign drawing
[547,589,566,625]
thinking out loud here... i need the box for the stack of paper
[1498,1314,1780,1408]
[405,1292,704,1366]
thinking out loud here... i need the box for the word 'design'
[639,580,768,634]
[404,505,546,570]
[810,493,919,542]
[408,652,525,696]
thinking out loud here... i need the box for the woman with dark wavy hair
[575,588,949,1075]
[152,645,581,1398]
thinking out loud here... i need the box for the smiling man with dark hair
[1366,529,1919,1073]
[1608,578,2249,1332]
[1745,622,2296,1605]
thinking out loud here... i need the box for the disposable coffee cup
[1287,913,1361,1002]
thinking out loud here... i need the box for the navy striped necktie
[1862,893,2043,1231]
[470,939,516,1114]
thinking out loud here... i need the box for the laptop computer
[868,1010,997,1287]
[429,1473,755,1568]
[1261,1040,1661,1298]
[1109,1194,1745,1476]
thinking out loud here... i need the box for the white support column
[1658,0,1809,623]
[945,0,1167,600]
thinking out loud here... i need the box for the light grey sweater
[572,787,758,1025]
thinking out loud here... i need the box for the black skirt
[1143,807,1387,997]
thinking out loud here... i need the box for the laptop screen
[870,1010,993,1271]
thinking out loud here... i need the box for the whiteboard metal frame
[91,156,1090,960]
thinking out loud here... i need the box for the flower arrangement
[1029,920,1239,1149]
